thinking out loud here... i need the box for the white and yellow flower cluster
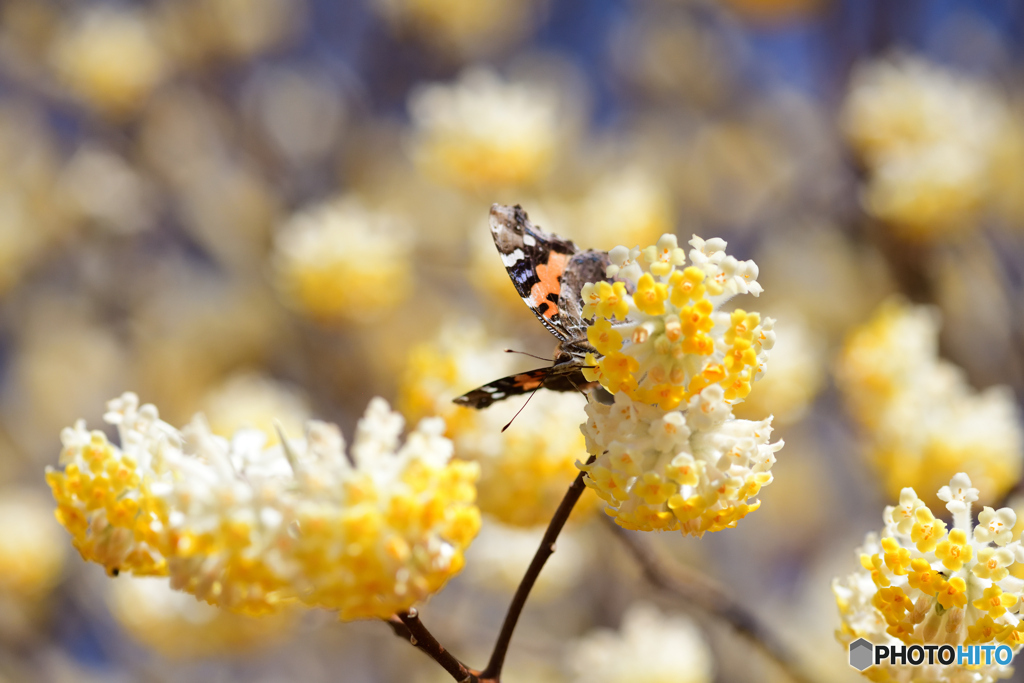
[408,68,564,192]
[581,234,772,411]
[843,55,1009,240]
[836,298,1023,506]
[400,324,599,527]
[272,196,413,324]
[46,392,480,620]
[579,235,782,535]
[834,473,1024,682]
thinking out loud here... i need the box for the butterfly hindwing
[453,368,553,409]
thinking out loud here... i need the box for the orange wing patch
[512,373,544,391]
[528,252,569,320]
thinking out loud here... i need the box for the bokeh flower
[567,602,713,683]
[107,576,294,659]
[836,298,1023,506]
[399,324,600,527]
[842,54,1010,240]
[408,68,565,192]
[463,520,589,600]
[733,314,825,425]
[371,0,539,59]
[272,195,413,325]
[579,234,782,535]
[199,372,311,446]
[47,392,480,620]
[50,6,169,117]
[0,489,66,600]
[833,473,1024,682]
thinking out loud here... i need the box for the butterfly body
[454,204,612,409]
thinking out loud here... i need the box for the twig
[388,609,479,682]
[603,517,816,683]
[479,459,595,680]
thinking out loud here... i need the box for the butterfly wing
[453,367,553,409]
[557,249,613,343]
[489,204,578,342]
[453,364,595,409]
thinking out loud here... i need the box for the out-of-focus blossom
[408,68,567,192]
[156,0,303,67]
[400,324,599,527]
[241,66,347,168]
[568,603,713,683]
[833,473,1024,682]
[50,6,169,117]
[718,0,827,23]
[47,392,481,619]
[137,88,281,273]
[561,167,675,251]
[108,576,294,658]
[463,520,589,600]
[734,315,825,425]
[580,234,782,535]
[200,373,311,446]
[58,144,156,235]
[843,55,1009,239]
[3,300,127,462]
[755,223,893,343]
[0,488,66,643]
[836,298,1023,506]
[611,8,738,108]
[0,104,73,295]
[272,196,413,325]
[0,489,65,599]
[675,121,796,233]
[131,273,284,425]
[371,0,540,59]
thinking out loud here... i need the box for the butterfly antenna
[504,349,554,362]
[502,390,539,432]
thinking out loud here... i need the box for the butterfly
[454,203,613,409]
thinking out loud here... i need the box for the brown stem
[387,609,479,682]
[479,459,595,680]
[604,517,816,683]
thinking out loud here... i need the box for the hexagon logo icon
[849,638,874,671]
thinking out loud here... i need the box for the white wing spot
[483,386,497,393]
[492,392,506,399]
[523,234,536,246]
[501,248,525,267]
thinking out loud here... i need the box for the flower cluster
[579,234,781,535]
[843,54,1010,239]
[272,196,413,324]
[399,324,599,527]
[581,234,772,411]
[568,602,713,683]
[46,392,480,620]
[836,298,1023,506]
[408,67,565,192]
[581,388,782,535]
[834,473,1024,682]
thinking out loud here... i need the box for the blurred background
[2,0,1024,681]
